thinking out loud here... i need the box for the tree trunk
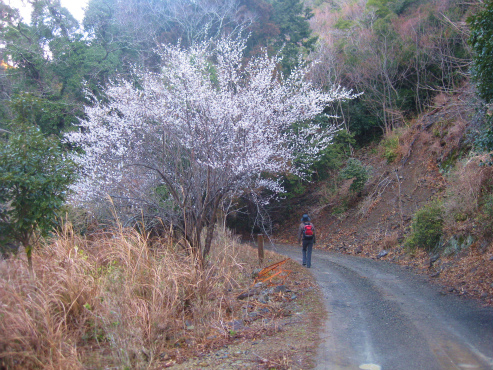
[21,234,34,278]
[203,222,216,261]
[202,196,221,260]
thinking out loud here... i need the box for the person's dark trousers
[302,239,314,268]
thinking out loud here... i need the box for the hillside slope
[277,87,493,305]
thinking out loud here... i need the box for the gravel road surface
[269,244,493,370]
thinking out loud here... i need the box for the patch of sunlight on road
[359,364,381,370]
[458,365,480,369]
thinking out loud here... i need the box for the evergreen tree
[1,0,121,135]
[270,0,317,74]
[0,123,76,273]
[469,1,493,104]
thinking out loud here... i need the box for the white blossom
[65,36,357,250]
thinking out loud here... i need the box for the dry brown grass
[444,154,493,226]
[0,224,259,369]
[382,230,400,250]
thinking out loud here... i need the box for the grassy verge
[0,226,324,369]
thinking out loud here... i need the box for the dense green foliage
[339,158,370,193]
[0,0,122,135]
[405,201,444,251]
[0,123,76,270]
[468,1,493,151]
[270,0,318,73]
[314,129,356,180]
[468,1,493,104]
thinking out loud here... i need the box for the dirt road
[270,244,493,370]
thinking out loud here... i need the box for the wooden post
[257,234,264,265]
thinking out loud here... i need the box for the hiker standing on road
[298,214,315,268]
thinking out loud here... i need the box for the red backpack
[303,223,314,239]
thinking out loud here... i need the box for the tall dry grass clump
[444,154,493,226]
[0,224,254,369]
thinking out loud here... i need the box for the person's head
[302,214,310,222]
